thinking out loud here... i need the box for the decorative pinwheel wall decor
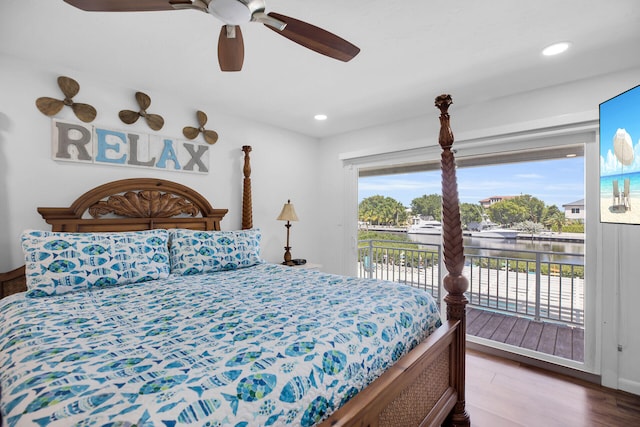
[36,76,97,123]
[119,92,165,131]
[183,110,219,145]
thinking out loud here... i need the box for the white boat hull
[407,219,442,235]
[470,229,518,239]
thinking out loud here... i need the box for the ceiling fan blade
[196,110,208,127]
[145,113,165,131]
[72,103,98,123]
[183,126,200,140]
[265,13,360,62]
[63,0,188,12]
[58,76,80,99]
[218,25,244,72]
[119,110,140,124]
[203,130,219,145]
[135,92,152,110]
[36,97,65,116]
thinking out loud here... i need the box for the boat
[470,227,518,239]
[407,218,442,235]
[465,217,518,239]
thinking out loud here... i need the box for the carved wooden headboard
[0,147,255,299]
[37,178,228,233]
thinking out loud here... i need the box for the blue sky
[358,157,585,209]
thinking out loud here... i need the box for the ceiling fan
[63,0,361,72]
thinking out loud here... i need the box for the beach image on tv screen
[599,84,640,224]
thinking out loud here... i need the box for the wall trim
[339,112,598,162]
[618,378,640,396]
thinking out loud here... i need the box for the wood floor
[466,349,640,426]
[467,307,584,362]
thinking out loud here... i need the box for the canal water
[407,233,585,264]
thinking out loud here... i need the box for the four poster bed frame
[0,95,469,426]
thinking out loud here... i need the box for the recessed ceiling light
[314,114,328,121]
[542,42,571,56]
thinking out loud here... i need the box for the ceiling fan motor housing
[208,0,264,25]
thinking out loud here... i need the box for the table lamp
[277,199,299,265]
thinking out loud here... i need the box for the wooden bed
[0,95,469,426]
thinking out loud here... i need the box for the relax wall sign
[51,120,210,174]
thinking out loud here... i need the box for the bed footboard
[321,320,461,427]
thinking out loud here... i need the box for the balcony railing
[358,239,584,327]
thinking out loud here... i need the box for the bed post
[241,145,253,230]
[436,94,470,427]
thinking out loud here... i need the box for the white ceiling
[2,0,640,138]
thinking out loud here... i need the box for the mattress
[0,263,441,426]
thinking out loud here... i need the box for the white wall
[316,67,640,394]
[0,55,322,271]
[563,206,585,221]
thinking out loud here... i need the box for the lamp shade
[277,200,299,222]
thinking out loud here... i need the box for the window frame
[341,120,600,375]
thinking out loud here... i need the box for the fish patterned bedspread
[0,263,441,426]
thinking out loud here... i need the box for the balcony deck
[467,307,584,362]
[357,238,585,363]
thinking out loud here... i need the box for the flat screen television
[599,84,640,224]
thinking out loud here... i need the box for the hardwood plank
[467,349,640,426]
[467,310,493,335]
[537,322,558,355]
[615,392,640,420]
[490,314,518,343]
[554,326,574,359]
[504,317,530,347]
[466,307,483,324]
[466,307,584,362]
[476,312,505,339]
[573,327,585,362]
[520,321,543,350]
[465,402,526,426]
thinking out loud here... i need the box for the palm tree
[544,211,568,233]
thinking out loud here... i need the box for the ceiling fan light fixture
[64,0,359,71]
[314,114,328,121]
[208,0,253,25]
[542,42,571,56]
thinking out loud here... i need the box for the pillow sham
[169,228,263,275]
[21,229,170,298]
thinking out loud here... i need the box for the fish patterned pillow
[169,228,263,275]
[21,229,170,297]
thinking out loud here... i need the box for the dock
[360,226,584,243]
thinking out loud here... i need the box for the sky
[358,156,585,209]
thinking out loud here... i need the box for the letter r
[54,121,92,160]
